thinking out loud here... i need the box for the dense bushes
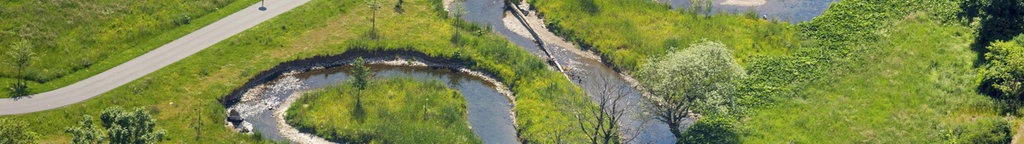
[982,35,1024,103]
[735,55,825,110]
[945,117,1012,143]
[0,118,38,144]
[961,0,1024,48]
[66,107,167,144]
[680,118,739,144]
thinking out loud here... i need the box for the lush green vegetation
[982,35,1024,104]
[1,0,594,143]
[0,0,258,98]
[735,0,1023,142]
[742,17,1002,142]
[637,40,745,139]
[0,118,38,143]
[66,107,167,144]
[532,0,1018,143]
[286,78,480,143]
[529,0,800,71]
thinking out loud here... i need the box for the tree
[7,40,34,97]
[450,2,467,46]
[352,57,371,90]
[983,35,1024,101]
[66,115,105,144]
[690,0,714,18]
[0,118,38,144]
[98,107,166,144]
[367,0,382,40]
[637,40,745,139]
[572,73,636,144]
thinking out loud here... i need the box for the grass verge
[0,0,258,98]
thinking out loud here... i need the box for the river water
[665,0,838,23]
[457,0,680,143]
[228,65,518,143]
[457,0,834,143]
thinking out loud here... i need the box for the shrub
[945,117,1011,143]
[66,107,167,144]
[0,118,38,144]
[982,35,1024,101]
[680,118,739,144]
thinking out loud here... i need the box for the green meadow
[530,0,1019,143]
[286,78,480,143]
[0,0,258,98]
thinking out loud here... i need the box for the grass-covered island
[286,78,480,143]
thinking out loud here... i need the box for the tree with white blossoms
[638,40,745,139]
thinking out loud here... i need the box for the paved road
[0,0,311,115]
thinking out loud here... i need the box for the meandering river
[226,61,518,143]
[225,0,835,143]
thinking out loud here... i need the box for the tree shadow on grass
[8,84,31,100]
[352,94,366,123]
[961,0,1024,114]
[962,0,1024,68]
[579,0,599,15]
[680,120,740,144]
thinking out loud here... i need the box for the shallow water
[230,65,518,143]
[666,0,838,23]
[459,0,683,143]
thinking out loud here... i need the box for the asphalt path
[0,0,311,115]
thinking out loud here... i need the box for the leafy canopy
[0,118,38,144]
[639,40,745,139]
[984,35,1024,99]
[67,107,166,144]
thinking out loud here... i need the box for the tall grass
[286,78,480,143]
[533,0,1011,143]
[741,18,1002,142]
[0,0,258,98]
[1,0,593,143]
[529,0,800,71]
[736,0,1013,143]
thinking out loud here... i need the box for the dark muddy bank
[219,49,480,107]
